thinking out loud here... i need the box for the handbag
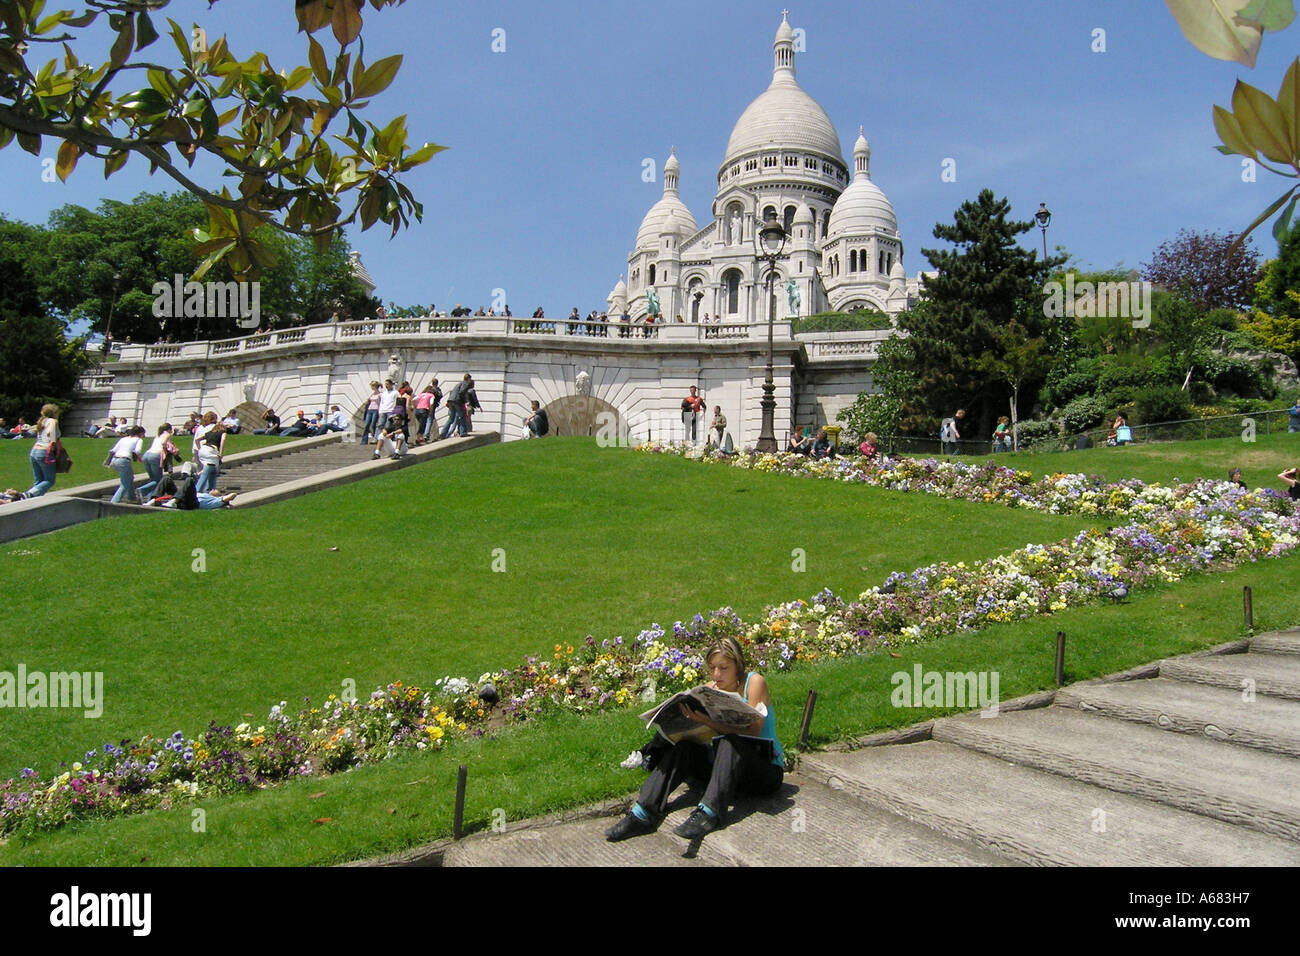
[53,442,72,474]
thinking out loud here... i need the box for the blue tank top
[743,672,785,768]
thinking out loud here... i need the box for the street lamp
[103,271,121,356]
[753,211,788,453]
[1034,203,1051,262]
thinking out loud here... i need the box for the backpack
[940,417,955,441]
[172,475,200,510]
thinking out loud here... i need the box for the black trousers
[637,735,782,817]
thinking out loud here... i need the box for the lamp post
[1034,203,1051,262]
[753,212,788,453]
[103,270,121,355]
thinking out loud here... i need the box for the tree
[836,334,916,440]
[899,190,1064,436]
[1140,229,1260,312]
[974,319,1049,449]
[23,191,375,341]
[0,0,442,279]
[1151,293,1214,389]
[1243,222,1300,362]
[0,312,88,421]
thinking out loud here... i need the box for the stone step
[1160,652,1300,700]
[443,774,1012,867]
[802,740,1300,866]
[1057,677,1300,757]
[931,707,1300,842]
[652,774,1013,867]
[1250,628,1300,657]
[441,814,729,867]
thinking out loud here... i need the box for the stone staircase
[432,628,1300,866]
[186,441,381,496]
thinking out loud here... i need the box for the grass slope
[0,438,1094,775]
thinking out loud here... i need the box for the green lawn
[964,429,1300,488]
[0,437,1097,776]
[1,435,1295,865]
[0,433,291,494]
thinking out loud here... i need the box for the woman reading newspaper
[606,637,785,842]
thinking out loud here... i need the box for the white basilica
[607,12,922,325]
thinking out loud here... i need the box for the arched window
[878,252,885,273]
[762,204,777,223]
[821,211,830,239]
[724,270,741,314]
[849,250,857,273]
[783,205,796,235]
[648,263,656,285]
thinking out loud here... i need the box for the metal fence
[851,407,1296,458]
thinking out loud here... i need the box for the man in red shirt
[681,385,704,442]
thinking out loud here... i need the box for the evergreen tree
[900,189,1064,437]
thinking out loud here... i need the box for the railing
[110,313,828,364]
[842,407,1298,459]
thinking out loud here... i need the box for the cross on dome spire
[773,10,796,83]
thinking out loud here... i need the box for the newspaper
[639,685,765,745]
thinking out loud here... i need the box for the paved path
[414,628,1300,867]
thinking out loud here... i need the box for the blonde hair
[36,403,59,431]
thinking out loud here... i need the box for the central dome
[723,84,843,165]
[721,12,843,170]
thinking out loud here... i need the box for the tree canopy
[897,189,1065,433]
[0,0,442,279]
[1140,229,1260,312]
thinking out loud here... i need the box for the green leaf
[118,87,170,117]
[1232,78,1294,163]
[354,53,402,98]
[135,11,159,51]
[1165,0,1262,67]
[1237,0,1296,30]
[402,142,446,166]
[1273,192,1299,240]
[1237,185,1298,246]
[166,18,192,66]
[191,239,236,282]
[1278,58,1300,154]
[16,131,40,156]
[285,64,314,91]
[109,15,135,69]
[1214,103,1258,158]
[308,35,329,86]
[0,126,13,151]
[34,11,67,35]
[103,149,128,178]
[63,11,96,29]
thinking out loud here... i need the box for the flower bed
[4,448,1297,838]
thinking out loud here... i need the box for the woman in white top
[109,426,146,504]
[140,423,173,500]
[24,403,61,498]
[195,424,226,493]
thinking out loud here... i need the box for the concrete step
[653,775,1012,867]
[931,707,1300,842]
[1057,677,1300,757]
[441,814,729,867]
[1160,652,1300,700]
[1251,628,1300,657]
[802,740,1300,866]
[443,774,1012,867]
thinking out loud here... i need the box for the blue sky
[1,0,1293,317]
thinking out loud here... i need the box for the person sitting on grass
[787,429,812,456]
[1229,467,1247,491]
[858,431,879,459]
[1278,467,1300,501]
[525,400,549,439]
[605,637,784,843]
[372,415,407,460]
[811,427,836,460]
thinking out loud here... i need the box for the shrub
[1058,396,1107,435]
[1042,371,1095,410]
[1011,419,1058,449]
[792,310,892,333]
[1134,386,1193,424]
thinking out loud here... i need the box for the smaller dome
[795,201,814,224]
[827,179,897,237]
[609,275,627,298]
[854,126,869,156]
[635,150,698,249]
[664,148,680,175]
[889,260,905,280]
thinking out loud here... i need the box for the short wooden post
[453,765,468,840]
[1054,631,1066,687]
[1244,586,1254,629]
[797,690,818,751]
